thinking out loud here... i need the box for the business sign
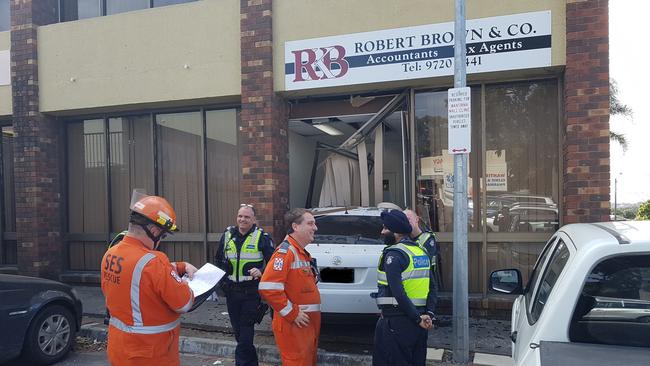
[448,87,471,154]
[486,150,507,191]
[0,50,10,86]
[285,11,551,90]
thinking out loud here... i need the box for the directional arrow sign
[448,87,471,154]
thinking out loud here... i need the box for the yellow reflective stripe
[109,317,180,334]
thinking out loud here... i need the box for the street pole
[452,0,469,363]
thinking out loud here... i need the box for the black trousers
[372,315,428,366]
[226,287,261,366]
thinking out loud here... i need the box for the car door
[514,236,571,366]
[0,276,32,359]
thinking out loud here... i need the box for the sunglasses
[240,203,254,208]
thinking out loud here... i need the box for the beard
[382,232,397,245]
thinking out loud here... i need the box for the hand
[419,314,433,330]
[184,262,198,280]
[248,268,262,279]
[293,310,310,328]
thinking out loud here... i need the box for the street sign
[448,86,471,154]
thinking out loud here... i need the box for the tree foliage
[610,79,633,151]
[636,200,650,221]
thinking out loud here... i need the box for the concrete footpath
[75,286,513,366]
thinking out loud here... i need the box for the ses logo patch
[412,255,430,269]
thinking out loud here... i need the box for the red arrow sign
[452,148,467,153]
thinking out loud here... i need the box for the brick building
[0,0,609,309]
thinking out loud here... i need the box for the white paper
[186,263,225,296]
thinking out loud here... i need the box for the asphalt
[74,285,512,364]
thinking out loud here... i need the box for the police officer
[373,209,437,366]
[214,204,274,366]
[101,191,197,366]
[404,209,442,290]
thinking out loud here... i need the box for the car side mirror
[489,269,523,295]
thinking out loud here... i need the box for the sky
[609,1,650,204]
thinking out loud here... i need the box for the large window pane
[206,109,239,233]
[60,0,102,21]
[67,119,108,233]
[106,0,149,15]
[0,0,9,32]
[485,80,559,233]
[1,125,16,265]
[414,89,481,232]
[156,112,204,264]
[109,115,154,232]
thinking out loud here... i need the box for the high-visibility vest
[415,231,438,274]
[224,227,264,282]
[376,242,430,308]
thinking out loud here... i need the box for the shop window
[413,88,482,232]
[206,109,240,234]
[59,0,102,21]
[67,119,108,233]
[106,0,148,15]
[108,115,154,232]
[1,125,16,265]
[0,0,9,32]
[156,112,205,264]
[485,80,559,233]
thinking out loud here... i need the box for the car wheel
[23,304,76,365]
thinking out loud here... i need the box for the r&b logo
[292,45,349,82]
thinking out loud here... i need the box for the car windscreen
[313,215,384,245]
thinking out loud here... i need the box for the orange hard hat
[130,193,179,233]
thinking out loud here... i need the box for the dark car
[0,274,83,365]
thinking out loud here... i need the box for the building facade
[0,0,609,309]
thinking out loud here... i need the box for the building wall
[0,31,11,117]
[37,0,241,115]
[273,0,567,93]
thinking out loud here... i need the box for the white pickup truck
[489,221,650,366]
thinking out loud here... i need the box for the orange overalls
[259,236,321,366]
[100,236,194,366]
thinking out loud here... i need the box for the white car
[307,207,386,315]
[489,221,650,366]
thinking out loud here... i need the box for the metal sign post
[450,0,470,363]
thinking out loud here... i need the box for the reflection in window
[109,116,154,231]
[414,89,481,232]
[1,125,15,232]
[67,120,108,232]
[0,0,9,32]
[206,109,240,233]
[570,255,650,347]
[60,0,102,21]
[530,239,569,322]
[106,0,149,15]
[156,112,205,233]
[485,80,559,233]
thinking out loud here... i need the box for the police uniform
[414,230,442,289]
[258,236,321,366]
[373,238,437,366]
[214,224,274,366]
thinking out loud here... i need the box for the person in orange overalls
[101,191,198,366]
[258,208,321,366]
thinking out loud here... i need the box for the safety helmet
[128,190,179,244]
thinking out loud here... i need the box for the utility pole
[451,0,469,363]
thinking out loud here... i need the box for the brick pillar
[240,0,289,242]
[563,0,610,224]
[10,0,64,278]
